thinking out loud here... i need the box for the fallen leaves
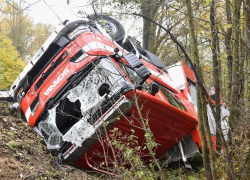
[0,115,91,179]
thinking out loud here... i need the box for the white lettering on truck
[44,68,69,96]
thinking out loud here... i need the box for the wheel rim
[99,21,117,36]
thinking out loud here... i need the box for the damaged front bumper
[61,95,132,164]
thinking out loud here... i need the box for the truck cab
[6,15,202,172]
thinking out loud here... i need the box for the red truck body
[2,15,229,173]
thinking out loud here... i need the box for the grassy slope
[0,112,97,180]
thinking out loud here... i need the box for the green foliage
[0,33,26,89]
[6,140,19,150]
[106,127,159,179]
[103,124,207,179]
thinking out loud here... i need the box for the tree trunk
[141,0,163,53]
[186,0,212,179]
[201,93,217,180]
[228,0,241,179]
[225,0,233,101]
[244,0,250,176]
[207,1,219,179]
[229,0,241,140]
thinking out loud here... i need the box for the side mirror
[97,82,110,97]
[149,82,159,96]
[123,53,151,89]
[134,66,151,82]
[123,53,143,68]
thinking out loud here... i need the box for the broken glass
[38,104,63,149]
[37,58,126,148]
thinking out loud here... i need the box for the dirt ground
[0,113,97,180]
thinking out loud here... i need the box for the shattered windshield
[38,58,126,148]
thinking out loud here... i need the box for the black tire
[88,14,125,44]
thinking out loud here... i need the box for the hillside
[0,111,96,180]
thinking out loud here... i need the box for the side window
[189,82,197,111]
[158,84,187,111]
[117,62,151,92]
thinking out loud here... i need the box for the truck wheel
[88,14,125,44]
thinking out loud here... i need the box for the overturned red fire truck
[1,14,229,172]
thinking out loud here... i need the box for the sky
[27,0,143,43]
[25,0,94,25]
[24,0,142,39]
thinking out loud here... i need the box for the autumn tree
[0,0,53,61]
[185,0,213,179]
[0,32,25,89]
[28,23,53,58]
